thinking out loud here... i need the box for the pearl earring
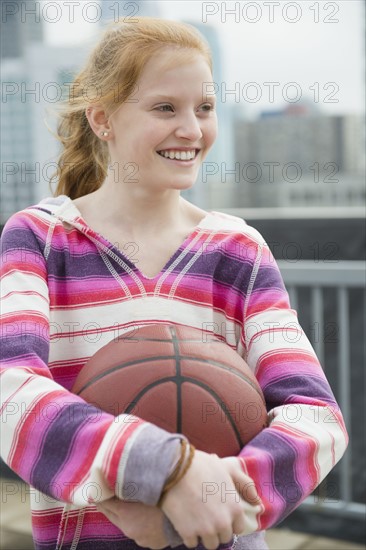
[100,131,109,137]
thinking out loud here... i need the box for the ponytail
[50,81,109,199]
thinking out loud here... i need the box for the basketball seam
[76,355,265,401]
[124,375,246,448]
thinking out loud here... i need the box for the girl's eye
[200,103,215,112]
[156,104,174,112]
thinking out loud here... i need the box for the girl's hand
[220,456,261,506]
[160,450,248,549]
[96,498,168,549]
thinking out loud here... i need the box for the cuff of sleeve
[162,514,184,547]
[118,423,186,505]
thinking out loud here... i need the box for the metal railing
[278,260,366,520]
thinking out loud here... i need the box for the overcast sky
[43,0,365,117]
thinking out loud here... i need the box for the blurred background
[1,0,365,548]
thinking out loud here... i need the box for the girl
[0,17,348,550]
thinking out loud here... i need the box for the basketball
[72,324,268,457]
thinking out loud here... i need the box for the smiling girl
[0,17,348,550]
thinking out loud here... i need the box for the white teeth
[159,149,196,160]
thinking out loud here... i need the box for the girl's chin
[163,181,196,191]
[158,173,199,189]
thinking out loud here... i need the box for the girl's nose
[174,113,203,141]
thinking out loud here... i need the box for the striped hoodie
[0,195,348,550]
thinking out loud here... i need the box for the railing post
[337,287,352,504]
[311,286,324,367]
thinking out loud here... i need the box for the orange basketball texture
[72,324,268,457]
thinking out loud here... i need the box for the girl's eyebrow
[144,94,176,102]
[144,93,216,103]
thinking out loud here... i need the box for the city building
[1,0,46,221]
[0,0,44,59]
[233,107,365,208]
[1,58,34,222]
[1,39,90,223]
[19,42,90,200]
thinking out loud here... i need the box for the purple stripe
[250,430,303,520]
[30,402,102,498]
[1,336,49,366]
[1,225,45,256]
[263,374,337,410]
[253,263,287,292]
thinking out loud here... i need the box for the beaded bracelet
[157,439,195,508]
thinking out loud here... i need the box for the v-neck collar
[56,195,215,281]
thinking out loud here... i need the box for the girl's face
[107,48,218,191]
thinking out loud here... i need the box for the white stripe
[270,404,347,481]
[1,275,48,297]
[245,308,317,367]
[0,370,65,460]
[47,299,243,362]
[116,422,149,500]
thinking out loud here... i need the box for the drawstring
[55,504,86,550]
[70,508,86,550]
[55,503,71,550]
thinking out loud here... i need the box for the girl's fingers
[221,457,261,505]
[232,511,246,536]
[96,497,130,526]
[97,504,119,525]
[235,473,261,505]
[96,497,118,514]
[201,534,220,550]
[183,535,199,548]
[219,527,235,544]
[245,482,261,505]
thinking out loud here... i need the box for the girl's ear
[86,106,112,140]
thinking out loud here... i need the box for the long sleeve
[0,211,182,508]
[237,238,349,530]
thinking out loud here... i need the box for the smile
[157,149,198,161]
